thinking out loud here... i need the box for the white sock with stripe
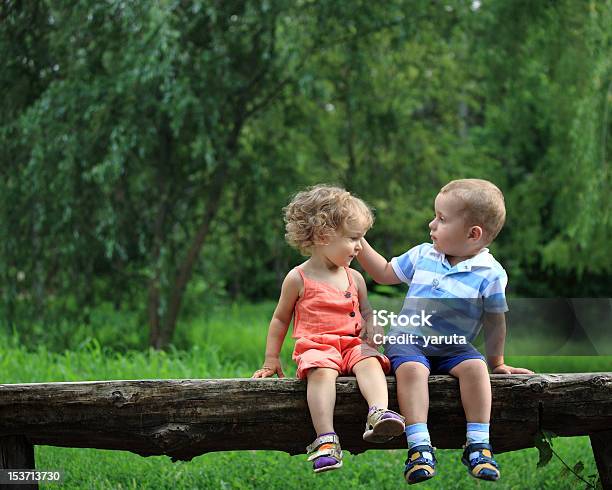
[466,422,490,445]
[406,422,431,449]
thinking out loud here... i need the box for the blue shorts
[384,334,485,374]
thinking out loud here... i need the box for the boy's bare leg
[395,361,430,423]
[449,359,491,422]
[353,357,388,408]
[450,359,500,481]
[306,367,338,435]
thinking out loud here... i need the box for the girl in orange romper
[253,185,405,473]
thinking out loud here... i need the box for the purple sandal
[363,406,406,443]
[306,433,343,473]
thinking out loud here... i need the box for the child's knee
[396,361,429,380]
[452,358,489,379]
[352,355,382,372]
[307,367,339,381]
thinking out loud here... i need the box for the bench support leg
[590,430,612,490]
[0,435,38,489]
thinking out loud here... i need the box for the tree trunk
[154,119,244,349]
[147,195,168,349]
[155,162,228,349]
[148,119,172,348]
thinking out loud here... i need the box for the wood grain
[0,373,610,462]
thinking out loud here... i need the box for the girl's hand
[360,319,384,348]
[252,359,285,378]
[491,363,534,374]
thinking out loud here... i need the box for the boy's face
[429,192,481,258]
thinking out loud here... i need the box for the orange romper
[292,266,391,379]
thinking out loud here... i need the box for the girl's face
[317,223,366,268]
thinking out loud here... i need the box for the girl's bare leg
[306,367,339,435]
[353,357,388,408]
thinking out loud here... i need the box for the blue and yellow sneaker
[404,444,436,484]
[461,442,500,481]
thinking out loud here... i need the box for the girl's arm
[483,312,534,374]
[352,269,383,347]
[357,238,401,285]
[252,269,301,378]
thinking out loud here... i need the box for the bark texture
[0,374,610,464]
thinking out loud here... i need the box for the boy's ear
[468,225,483,241]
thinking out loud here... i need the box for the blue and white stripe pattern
[389,243,508,340]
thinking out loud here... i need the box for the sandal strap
[368,407,406,426]
[404,444,436,473]
[385,408,405,419]
[463,443,499,468]
[306,433,340,454]
[470,456,499,468]
[367,407,386,425]
[307,443,343,462]
[465,442,493,452]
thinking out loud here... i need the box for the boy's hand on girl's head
[491,363,534,375]
[252,359,285,378]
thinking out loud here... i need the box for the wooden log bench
[1,373,611,489]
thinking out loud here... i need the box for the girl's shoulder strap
[291,266,308,298]
[293,266,307,281]
[344,266,357,289]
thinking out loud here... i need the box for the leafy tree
[1,0,609,350]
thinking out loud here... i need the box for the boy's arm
[357,238,401,285]
[483,312,534,374]
[252,270,301,378]
[352,270,383,347]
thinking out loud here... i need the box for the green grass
[1,301,609,489]
[0,340,252,382]
[36,439,599,489]
[500,355,612,373]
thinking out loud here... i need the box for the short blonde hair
[439,179,506,243]
[284,184,374,255]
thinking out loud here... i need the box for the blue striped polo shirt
[389,243,508,341]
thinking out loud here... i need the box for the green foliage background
[1,4,609,487]
[1,0,610,347]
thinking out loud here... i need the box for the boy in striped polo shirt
[358,179,533,484]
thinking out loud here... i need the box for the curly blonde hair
[439,179,506,243]
[284,184,374,255]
